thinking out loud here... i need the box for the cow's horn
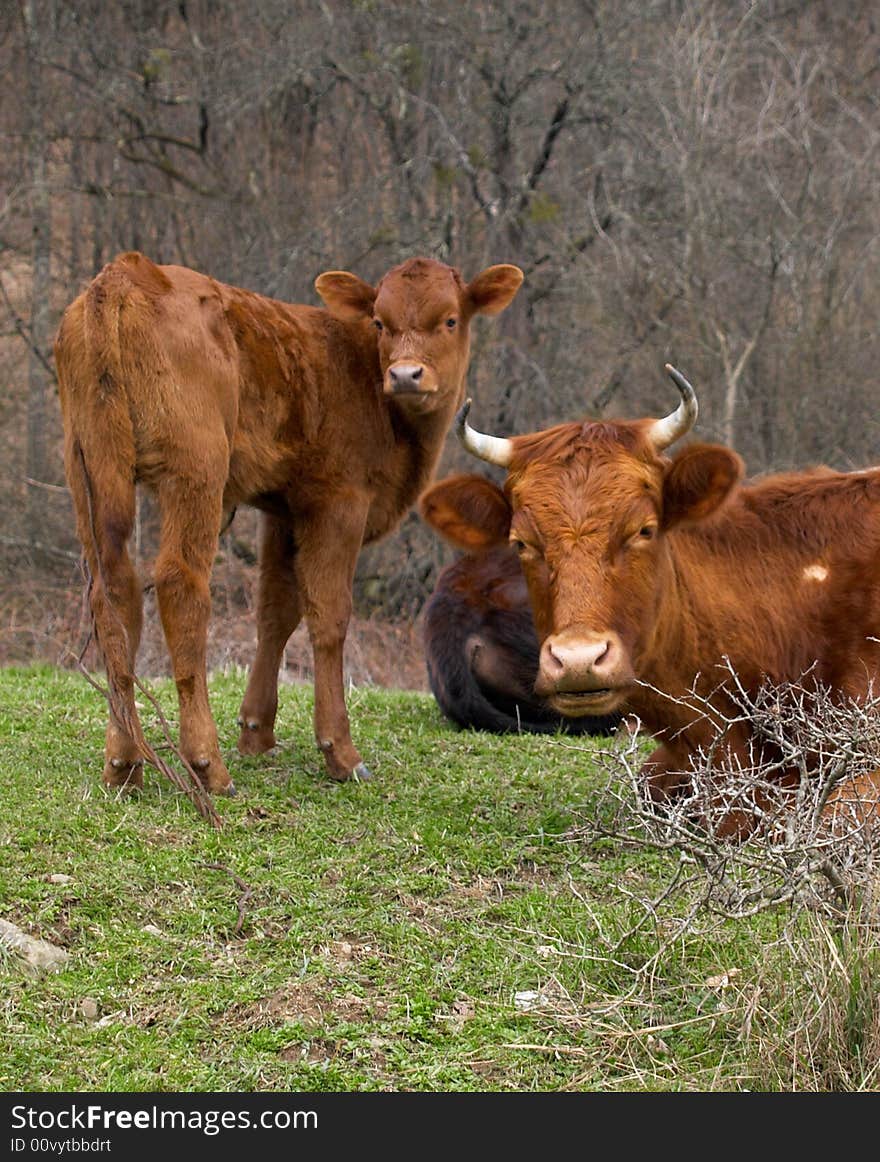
[455,398,514,467]
[648,364,699,450]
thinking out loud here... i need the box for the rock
[0,918,70,974]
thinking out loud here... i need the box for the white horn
[648,364,699,450]
[455,399,514,467]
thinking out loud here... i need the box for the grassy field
[0,664,877,1093]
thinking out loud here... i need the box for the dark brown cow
[55,251,523,795]
[419,364,880,836]
[420,526,620,737]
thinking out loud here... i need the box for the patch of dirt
[322,938,385,970]
[263,981,327,1028]
[224,975,390,1036]
[279,1033,390,1071]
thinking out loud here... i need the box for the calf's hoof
[318,739,372,783]
[236,717,277,756]
[103,757,144,792]
[188,754,235,796]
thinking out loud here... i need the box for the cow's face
[420,368,743,718]
[315,258,523,411]
[506,429,670,717]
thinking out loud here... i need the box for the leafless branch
[570,667,880,924]
[201,862,253,936]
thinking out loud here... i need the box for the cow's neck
[627,542,739,741]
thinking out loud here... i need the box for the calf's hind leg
[154,471,233,795]
[97,555,145,790]
[66,443,145,790]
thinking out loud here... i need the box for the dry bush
[590,670,880,914]
[561,670,880,1089]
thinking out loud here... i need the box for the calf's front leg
[238,514,302,755]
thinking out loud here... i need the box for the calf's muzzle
[386,361,436,394]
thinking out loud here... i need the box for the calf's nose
[387,363,425,393]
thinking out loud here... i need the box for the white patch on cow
[803,563,829,583]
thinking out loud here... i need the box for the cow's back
[652,471,880,705]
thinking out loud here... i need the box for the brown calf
[419,365,880,836]
[55,251,522,794]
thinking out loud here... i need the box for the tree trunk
[22,0,53,552]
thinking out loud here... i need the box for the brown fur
[55,251,522,793]
[423,413,880,837]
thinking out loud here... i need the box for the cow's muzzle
[535,630,630,717]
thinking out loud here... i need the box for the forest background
[2,0,878,688]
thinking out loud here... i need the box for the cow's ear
[419,473,511,551]
[314,271,377,321]
[661,443,743,529]
[465,265,524,317]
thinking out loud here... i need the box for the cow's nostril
[543,636,616,679]
[545,641,566,675]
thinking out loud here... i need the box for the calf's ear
[314,271,377,320]
[465,265,524,316]
[419,473,511,551]
[661,443,743,529]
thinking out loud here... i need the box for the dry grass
[0,558,430,692]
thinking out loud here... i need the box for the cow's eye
[510,537,530,556]
[637,526,656,540]
[445,317,457,330]
[373,319,384,332]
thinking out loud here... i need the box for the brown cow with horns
[419,364,880,836]
[55,251,523,795]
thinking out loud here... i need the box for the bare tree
[19,0,55,554]
[1,0,879,642]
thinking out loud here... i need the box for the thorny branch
[201,862,253,936]
[570,664,880,923]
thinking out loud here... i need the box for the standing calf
[55,251,522,794]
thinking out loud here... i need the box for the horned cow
[419,365,880,837]
[55,251,523,795]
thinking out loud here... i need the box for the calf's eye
[373,319,384,332]
[445,317,457,330]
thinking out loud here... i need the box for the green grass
[0,665,875,1092]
